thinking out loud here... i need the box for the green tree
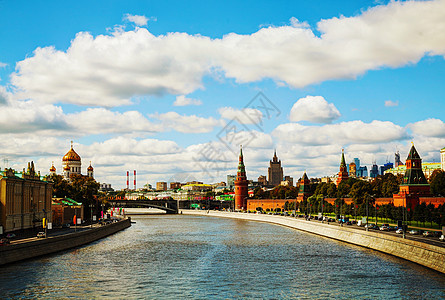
[429,170,445,196]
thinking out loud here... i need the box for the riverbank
[183,210,445,274]
[0,218,131,266]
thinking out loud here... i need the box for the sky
[1,0,445,189]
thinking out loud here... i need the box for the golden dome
[63,165,70,171]
[50,164,56,172]
[87,162,93,171]
[63,142,81,162]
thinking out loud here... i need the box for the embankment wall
[0,218,131,265]
[183,210,445,274]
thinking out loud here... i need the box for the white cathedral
[50,142,94,181]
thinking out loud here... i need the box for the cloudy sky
[1,0,445,189]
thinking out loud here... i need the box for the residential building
[156,182,168,191]
[226,175,236,189]
[0,163,53,233]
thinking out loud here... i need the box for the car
[6,233,16,239]
[440,235,445,241]
[423,231,433,237]
[346,221,352,225]
[62,223,70,228]
[380,225,390,231]
[409,230,420,235]
[36,232,46,238]
[0,238,10,246]
[396,228,404,234]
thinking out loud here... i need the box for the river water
[1,215,444,299]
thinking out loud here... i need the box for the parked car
[6,233,16,239]
[395,228,404,234]
[439,235,445,241]
[36,232,46,238]
[0,238,10,246]
[423,231,433,237]
[346,221,352,225]
[380,225,390,231]
[409,230,420,235]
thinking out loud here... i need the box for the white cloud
[0,62,7,68]
[68,108,163,135]
[10,0,445,106]
[289,95,341,123]
[173,95,202,106]
[409,118,445,138]
[385,100,399,107]
[151,111,220,133]
[273,120,408,146]
[123,14,151,26]
[219,107,263,125]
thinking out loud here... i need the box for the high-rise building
[370,162,379,178]
[379,162,393,175]
[395,151,403,167]
[358,166,368,177]
[234,146,248,210]
[336,149,349,186]
[156,182,168,191]
[268,150,283,186]
[354,158,360,176]
[349,162,356,178]
[227,175,236,189]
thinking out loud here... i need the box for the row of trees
[50,174,100,219]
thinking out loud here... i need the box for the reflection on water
[0,215,444,299]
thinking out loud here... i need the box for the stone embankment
[183,210,445,274]
[0,218,131,266]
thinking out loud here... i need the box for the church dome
[50,164,56,172]
[63,165,70,171]
[87,163,93,171]
[63,144,81,162]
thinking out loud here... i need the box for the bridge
[108,199,179,214]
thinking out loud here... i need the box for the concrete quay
[183,210,445,274]
[0,218,131,266]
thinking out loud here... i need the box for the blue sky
[1,0,445,188]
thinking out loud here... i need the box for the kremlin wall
[240,144,445,212]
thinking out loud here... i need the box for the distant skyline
[1,0,445,188]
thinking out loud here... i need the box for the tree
[50,174,72,198]
[429,170,445,196]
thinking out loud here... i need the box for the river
[0,215,444,299]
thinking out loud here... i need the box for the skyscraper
[268,150,283,186]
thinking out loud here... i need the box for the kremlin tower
[234,146,248,210]
[336,149,349,186]
[394,144,432,208]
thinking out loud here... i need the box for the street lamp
[320,195,324,223]
[89,204,94,229]
[366,194,369,231]
[43,208,47,238]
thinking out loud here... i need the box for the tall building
[394,144,432,208]
[336,149,349,186]
[156,182,168,191]
[395,151,403,167]
[379,162,393,175]
[268,150,283,186]
[369,162,379,178]
[283,175,293,186]
[349,162,356,178]
[234,146,248,210]
[353,158,360,176]
[357,166,368,177]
